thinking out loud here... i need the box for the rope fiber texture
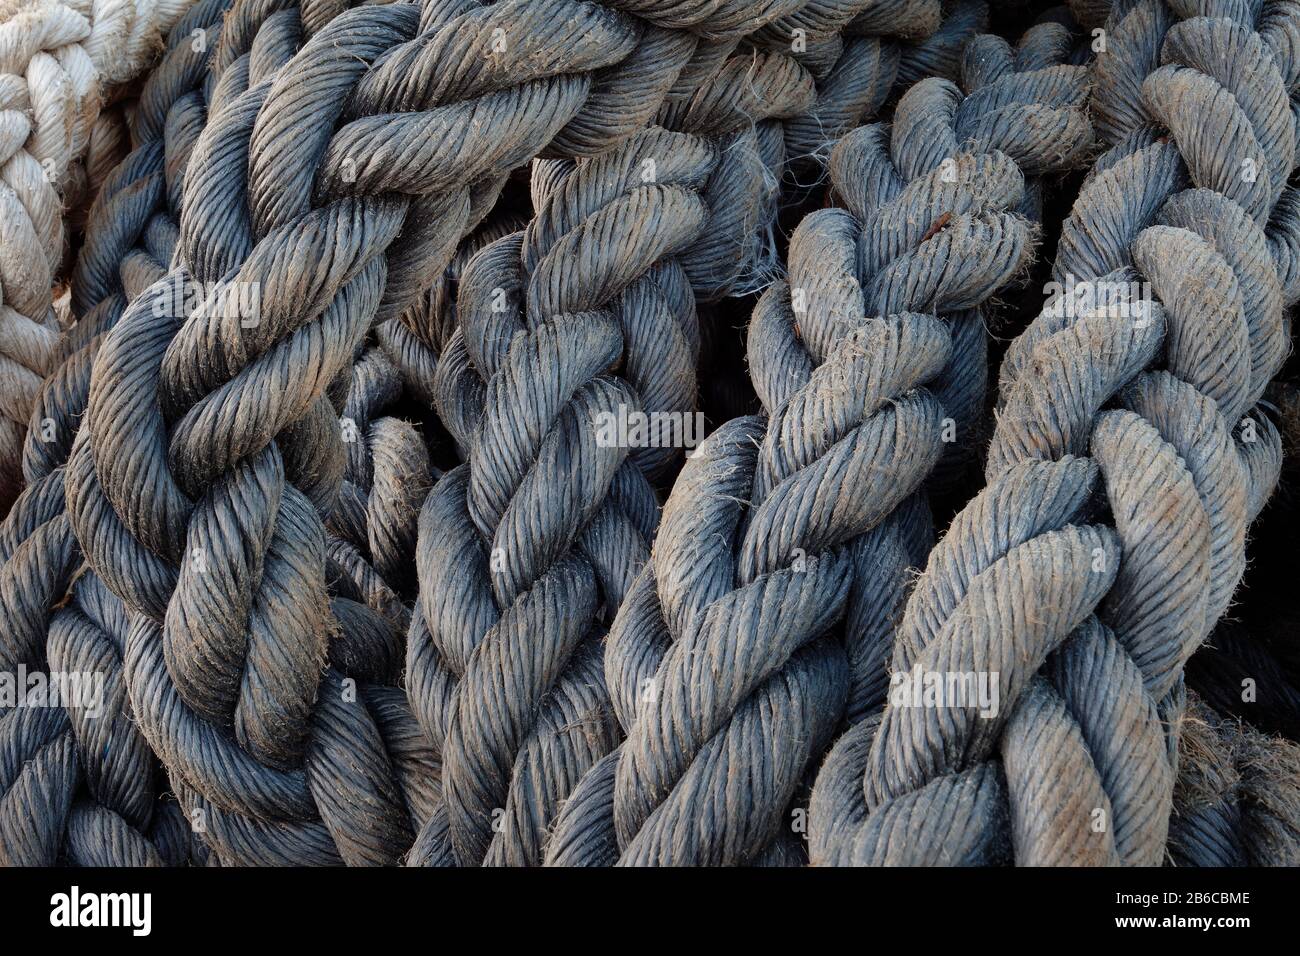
[0,0,195,514]
[4,0,1300,870]
[0,0,225,866]
[541,28,1092,867]
[60,0,901,866]
[809,0,1300,867]
[399,0,979,868]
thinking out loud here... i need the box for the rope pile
[0,0,196,513]
[2,0,1300,867]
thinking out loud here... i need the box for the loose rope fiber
[1168,691,1300,866]
[808,0,1300,866]
[540,33,1092,867]
[0,0,194,514]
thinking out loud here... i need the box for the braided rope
[377,2,987,409]
[808,0,1300,867]
[1,571,200,865]
[327,345,436,631]
[0,0,195,512]
[0,0,227,868]
[539,31,1091,867]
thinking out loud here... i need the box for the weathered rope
[0,0,227,868]
[375,1,998,424]
[403,1,978,867]
[1,570,200,865]
[327,344,436,631]
[809,0,1300,866]
[0,0,195,513]
[66,0,860,866]
[540,31,1091,867]
[782,0,985,166]
[0,0,225,708]
[407,127,719,866]
[1168,691,1300,866]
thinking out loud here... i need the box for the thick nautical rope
[0,0,224,709]
[408,124,723,867]
[0,571,199,866]
[781,0,979,164]
[539,37,1091,868]
[405,0,925,867]
[0,0,230,868]
[378,1,979,415]
[378,3,987,440]
[1168,691,1300,866]
[0,0,195,513]
[60,0,441,866]
[66,0,829,866]
[327,345,436,632]
[808,0,1300,867]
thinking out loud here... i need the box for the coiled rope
[808,0,1300,866]
[540,30,1091,867]
[0,0,195,513]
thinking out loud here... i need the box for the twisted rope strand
[0,0,195,513]
[68,0,851,866]
[542,28,1091,867]
[809,0,1300,867]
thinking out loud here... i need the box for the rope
[377,2,984,412]
[61,0,873,866]
[401,0,981,868]
[808,0,1300,867]
[1168,691,1300,866]
[1,571,201,865]
[327,345,437,631]
[0,6,226,725]
[542,28,1092,867]
[0,0,224,868]
[0,0,194,514]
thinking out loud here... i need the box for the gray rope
[0,0,232,867]
[327,345,437,628]
[809,0,1300,867]
[405,0,931,866]
[383,0,983,426]
[407,126,711,866]
[1,572,200,866]
[64,0,836,866]
[0,0,225,689]
[541,36,1091,867]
